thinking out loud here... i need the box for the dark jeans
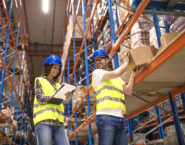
[95,115,128,145]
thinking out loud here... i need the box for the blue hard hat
[92,49,109,60]
[44,55,62,67]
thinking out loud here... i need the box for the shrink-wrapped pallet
[170,17,185,32]
[149,19,166,48]
[130,15,152,49]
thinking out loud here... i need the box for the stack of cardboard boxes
[72,85,96,110]
[164,124,185,145]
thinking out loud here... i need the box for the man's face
[94,56,108,69]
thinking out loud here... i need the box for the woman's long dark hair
[41,64,61,82]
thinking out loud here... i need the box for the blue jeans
[95,115,128,145]
[35,123,69,145]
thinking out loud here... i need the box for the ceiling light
[42,0,49,13]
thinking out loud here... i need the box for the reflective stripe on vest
[33,107,64,118]
[96,96,125,105]
[92,76,126,114]
[33,77,64,125]
[95,85,124,96]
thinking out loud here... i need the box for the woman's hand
[63,92,72,104]
[49,95,53,100]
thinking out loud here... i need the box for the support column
[181,93,185,114]
[156,108,164,139]
[168,92,185,145]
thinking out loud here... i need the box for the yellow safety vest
[92,77,126,114]
[33,77,64,125]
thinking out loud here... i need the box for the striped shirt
[35,77,63,126]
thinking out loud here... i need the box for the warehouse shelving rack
[62,0,185,144]
[0,0,30,144]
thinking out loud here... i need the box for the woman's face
[49,64,60,78]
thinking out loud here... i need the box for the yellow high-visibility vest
[33,77,64,125]
[92,77,126,114]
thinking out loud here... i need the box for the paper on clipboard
[49,83,76,105]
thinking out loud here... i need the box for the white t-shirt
[92,69,125,118]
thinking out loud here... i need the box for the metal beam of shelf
[126,86,185,119]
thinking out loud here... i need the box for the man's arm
[102,52,129,81]
[123,71,135,95]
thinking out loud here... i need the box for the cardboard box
[161,32,179,48]
[155,32,179,57]
[119,46,157,70]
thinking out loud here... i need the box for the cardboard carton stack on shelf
[164,124,185,145]
[147,139,164,145]
[130,15,153,49]
[75,15,91,40]
[72,85,96,120]
[24,34,28,51]
[0,38,4,55]
[3,73,25,105]
[7,48,26,70]
[155,29,184,58]
[167,16,185,33]
[127,133,146,145]
[94,0,108,24]
[159,94,183,115]
[4,74,19,96]
[117,0,130,25]
[149,16,166,48]
[0,105,17,142]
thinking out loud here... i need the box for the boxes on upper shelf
[156,31,181,57]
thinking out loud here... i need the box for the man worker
[92,49,135,145]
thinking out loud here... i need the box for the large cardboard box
[119,46,157,70]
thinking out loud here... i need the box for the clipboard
[49,83,76,105]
